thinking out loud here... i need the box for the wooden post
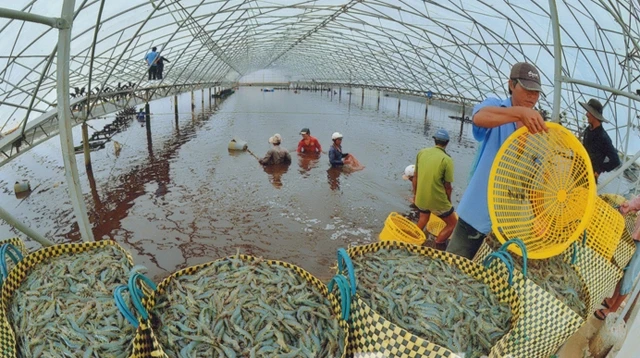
[174,94,178,126]
[201,88,204,111]
[208,88,211,108]
[81,122,91,170]
[459,101,465,138]
[191,90,195,116]
[361,87,365,108]
[377,90,381,111]
[330,87,333,101]
[348,90,352,107]
[339,87,342,102]
[145,102,150,127]
[397,97,401,117]
[424,98,430,124]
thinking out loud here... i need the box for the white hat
[268,133,282,144]
[331,132,343,140]
[402,165,415,180]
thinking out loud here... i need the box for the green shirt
[414,146,454,212]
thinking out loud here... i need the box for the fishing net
[0,241,134,358]
[344,154,365,171]
[130,254,349,358]
[335,241,580,358]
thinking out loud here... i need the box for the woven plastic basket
[599,194,637,270]
[584,196,624,261]
[379,212,425,245]
[425,212,458,237]
[488,122,596,258]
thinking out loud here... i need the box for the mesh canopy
[0,1,639,159]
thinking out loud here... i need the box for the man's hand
[517,107,548,134]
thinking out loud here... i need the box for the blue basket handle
[498,238,528,279]
[0,244,23,280]
[128,272,157,321]
[336,248,357,296]
[113,285,139,328]
[328,275,351,321]
[483,251,515,286]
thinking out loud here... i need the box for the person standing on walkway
[447,62,547,259]
[144,47,159,81]
[413,129,457,244]
[580,98,621,183]
[297,128,322,154]
[259,134,292,165]
[156,55,170,80]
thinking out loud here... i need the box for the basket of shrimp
[124,253,350,357]
[337,240,584,358]
[476,233,622,321]
[0,240,135,358]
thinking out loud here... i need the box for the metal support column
[208,87,212,108]
[397,97,401,117]
[377,90,381,111]
[0,206,53,247]
[201,88,204,112]
[145,103,150,126]
[191,90,195,119]
[57,0,94,242]
[549,0,563,121]
[348,90,352,107]
[361,87,365,108]
[339,87,342,102]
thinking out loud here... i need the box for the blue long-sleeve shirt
[329,144,348,167]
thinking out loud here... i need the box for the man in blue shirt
[144,47,159,80]
[328,132,349,167]
[446,62,547,259]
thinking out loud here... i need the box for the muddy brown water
[0,87,632,282]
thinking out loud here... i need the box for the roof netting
[1,0,640,157]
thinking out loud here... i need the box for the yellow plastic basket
[379,212,426,245]
[488,122,596,259]
[425,212,458,237]
[584,196,624,261]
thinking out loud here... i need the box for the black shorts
[417,206,455,218]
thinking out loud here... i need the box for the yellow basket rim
[488,122,597,259]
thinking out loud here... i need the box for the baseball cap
[433,129,450,141]
[510,62,542,92]
[300,128,310,135]
[402,165,415,180]
[332,132,343,140]
[268,133,282,144]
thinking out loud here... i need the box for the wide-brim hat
[579,99,608,123]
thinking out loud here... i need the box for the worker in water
[297,128,322,154]
[447,62,547,259]
[328,132,349,167]
[144,47,159,80]
[413,129,458,244]
[136,108,146,121]
[259,134,292,165]
[580,98,621,183]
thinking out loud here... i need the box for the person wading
[413,129,457,244]
[259,134,292,165]
[297,128,322,154]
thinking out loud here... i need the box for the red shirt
[297,136,322,153]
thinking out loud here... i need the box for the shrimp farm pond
[0,87,634,283]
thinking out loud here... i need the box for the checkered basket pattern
[134,254,349,358]
[0,240,134,358]
[599,193,637,270]
[341,241,576,358]
[0,238,28,358]
[476,232,623,320]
